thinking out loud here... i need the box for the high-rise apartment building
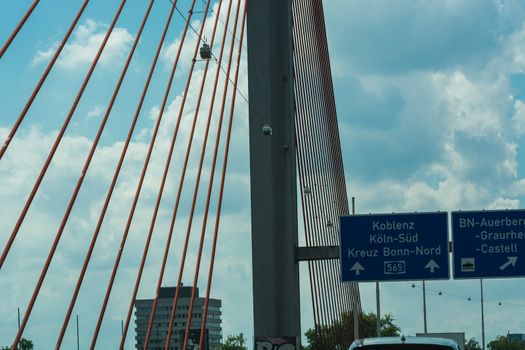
[134,285,222,350]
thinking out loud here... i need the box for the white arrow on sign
[351,262,365,276]
[499,256,518,271]
[425,259,440,273]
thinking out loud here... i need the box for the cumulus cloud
[86,105,105,120]
[336,2,525,341]
[30,19,134,70]
[0,10,250,342]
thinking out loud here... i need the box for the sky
[2,0,525,349]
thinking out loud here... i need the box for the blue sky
[2,0,525,349]
[325,0,525,346]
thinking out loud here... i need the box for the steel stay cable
[117,0,208,345]
[0,0,40,59]
[0,0,90,161]
[302,1,348,329]
[114,0,211,347]
[169,0,250,107]
[302,9,349,335]
[9,1,128,348]
[293,47,325,347]
[292,1,330,344]
[310,0,358,329]
[55,0,179,347]
[140,0,231,347]
[54,1,157,347]
[181,0,242,348]
[293,19,330,350]
[294,0,344,344]
[293,8,333,346]
[311,0,362,338]
[295,0,338,340]
[312,0,362,333]
[160,0,239,346]
[300,0,348,325]
[302,7,350,343]
[87,0,192,347]
[0,0,118,270]
[140,0,228,346]
[294,81,328,348]
[198,4,246,349]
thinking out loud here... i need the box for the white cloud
[511,99,525,136]
[0,19,251,342]
[30,19,134,70]
[86,105,104,120]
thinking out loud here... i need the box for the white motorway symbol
[350,262,365,276]
[499,256,518,271]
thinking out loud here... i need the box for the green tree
[488,335,525,350]
[1,338,34,350]
[221,333,248,350]
[361,312,401,338]
[303,311,401,350]
[465,337,481,350]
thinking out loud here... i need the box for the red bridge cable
[181,0,242,348]
[54,1,157,347]
[294,0,335,339]
[140,0,228,346]
[0,0,119,270]
[293,16,331,347]
[0,0,90,161]
[87,0,195,347]
[293,32,329,350]
[310,0,356,324]
[294,96,327,347]
[294,0,345,344]
[292,0,327,342]
[117,1,208,348]
[302,3,346,331]
[9,1,128,348]
[116,0,216,348]
[0,0,40,59]
[302,8,348,344]
[56,0,178,348]
[199,4,247,349]
[309,0,359,340]
[159,0,240,346]
[299,0,344,330]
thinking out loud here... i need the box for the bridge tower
[246,0,301,347]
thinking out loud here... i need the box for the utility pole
[247,0,300,348]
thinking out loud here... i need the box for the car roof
[350,336,459,350]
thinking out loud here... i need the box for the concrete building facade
[134,286,222,350]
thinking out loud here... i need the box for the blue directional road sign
[340,212,449,282]
[452,210,525,279]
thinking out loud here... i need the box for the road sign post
[340,212,449,282]
[452,209,525,279]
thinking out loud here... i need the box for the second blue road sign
[340,212,449,282]
[452,209,525,279]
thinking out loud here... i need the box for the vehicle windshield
[358,345,454,350]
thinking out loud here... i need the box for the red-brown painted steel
[0,0,90,161]
[198,4,247,349]
[54,1,157,347]
[0,0,40,59]
[10,1,128,348]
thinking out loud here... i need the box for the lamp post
[76,314,80,350]
[481,279,485,350]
